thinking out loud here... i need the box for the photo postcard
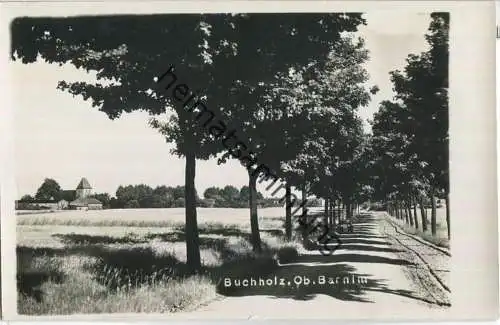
[0,0,498,321]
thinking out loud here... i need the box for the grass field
[17,207,287,227]
[17,207,302,315]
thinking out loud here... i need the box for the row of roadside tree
[368,13,449,245]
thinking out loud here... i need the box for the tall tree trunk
[324,197,329,228]
[445,193,450,239]
[301,182,308,218]
[185,151,201,272]
[404,201,409,224]
[412,196,419,229]
[419,196,428,232]
[345,201,349,220]
[430,187,437,236]
[327,199,332,226]
[338,201,341,220]
[249,171,262,252]
[285,183,292,241]
[331,199,336,228]
[407,200,414,226]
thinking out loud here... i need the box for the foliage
[60,190,76,202]
[202,185,267,208]
[35,178,62,202]
[368,13,449,238]
[90,193,112,208]
[203,187,221,200]
[268,35,376,218]
[19,195,35,203]
[113,184,197,209]
[370,13,448,201]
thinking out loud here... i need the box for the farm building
[19,199,69,210]
[69,177,103,210]
[69,197,103,210]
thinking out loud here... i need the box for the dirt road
[169,212,451,319]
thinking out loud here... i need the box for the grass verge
[17,227,300,315]
[386,214,449,249]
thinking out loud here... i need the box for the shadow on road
[292,253,414,266]
[325,244,405,253]
[334,238,391,246]
[215,253,427,305]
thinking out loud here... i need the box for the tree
[114,184,184,208]
[239,186,250,202]
[12,15,227,271]
[222,16,368,251]
[35,178,62,201]
[203,186,221,199]
[174,197,186,208]
[369,13,449,240]
[170,186,185,201]
[19,195,34,203]
[221,185,239,201]
[115,185,136,207]
[125,199,140,209]
[153,185,175,207]
[427,12,449,238]
[387,13,449,237]
[60,190,76,202]
[90,193,111,208]
[265,35,376,238]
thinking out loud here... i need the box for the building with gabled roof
[76,177,92,199]
[69,197,102,210]
[69,177,102,210]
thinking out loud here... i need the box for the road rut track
[378,216,450,307]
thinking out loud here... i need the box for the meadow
[17,207,303,315]
[17,208,288,228]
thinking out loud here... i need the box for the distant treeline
[107,184,284,209]
[17,179,303,209]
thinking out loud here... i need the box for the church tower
[76,177,92,199]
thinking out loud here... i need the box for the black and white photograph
[0,1,497,321]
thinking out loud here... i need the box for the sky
[12,11,431,198]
